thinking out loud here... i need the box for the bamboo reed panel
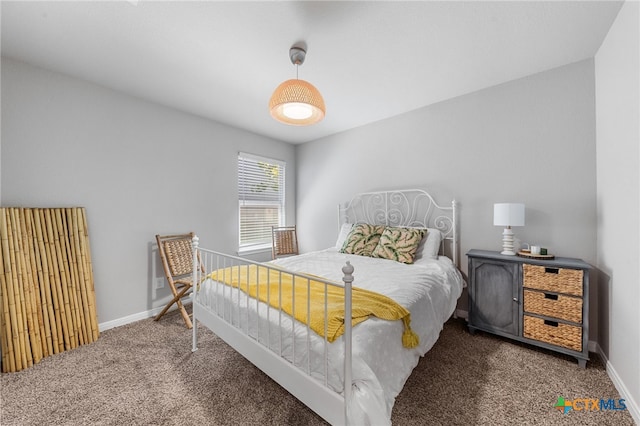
[0,210,16,372]
[18,208,42,365]
[7,208,28,370]
[42,208,63,353]
[51,209,72,350]
[80,208,98,341]
[0,207,99,373]
[30,210,53,357]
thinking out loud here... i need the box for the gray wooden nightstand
[466,249,591,368]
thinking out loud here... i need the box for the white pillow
[413,228,442,264]
[335,223,354,249]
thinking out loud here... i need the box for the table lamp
[493,203,525,255]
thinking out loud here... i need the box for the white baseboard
[595,344,640,424]
[98,298,192,332]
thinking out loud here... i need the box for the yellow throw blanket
[207,264,419,348]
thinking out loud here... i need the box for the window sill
[237,245,272,256]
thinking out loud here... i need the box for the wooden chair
[271,226,299,259]
[155,233,202,329]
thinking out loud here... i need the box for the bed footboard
[190,236,353,426]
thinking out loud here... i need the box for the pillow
[335,223,354,249]
[413,228,443,264]
[372,226,426,264]
[340,223,385,256]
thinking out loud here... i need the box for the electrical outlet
[155,278,165,290]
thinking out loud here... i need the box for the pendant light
[269,45,325,126]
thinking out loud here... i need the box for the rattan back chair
[271,226,299,259]
[155,232,202,329]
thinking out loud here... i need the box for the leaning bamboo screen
[0,207,99,373]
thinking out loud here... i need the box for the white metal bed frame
[338,189,458,267]
[190,189,458,425]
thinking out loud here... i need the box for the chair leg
[154,298,176,321]
[175,298,193,329]
[154,291,183,321]
[154,286,192,328]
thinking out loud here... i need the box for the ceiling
[1,1,623,144]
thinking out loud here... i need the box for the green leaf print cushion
[372,227,426,264]
[340,223,385,257]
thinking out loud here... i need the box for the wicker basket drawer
[523,264,583,296]
[523,315,582,351]
[523,289,583,323]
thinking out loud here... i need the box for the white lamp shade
[494,203,525,227]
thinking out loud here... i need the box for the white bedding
[197,248,463,425]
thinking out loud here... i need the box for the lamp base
[500,227,517,256]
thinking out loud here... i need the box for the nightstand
[466,249,591,368]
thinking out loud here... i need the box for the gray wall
[296,59,599,343]
[1,58,296,325]
[296,59,597,279]
[595,0,639,419]
[296,59,598,339]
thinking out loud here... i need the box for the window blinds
[238,153,286,250]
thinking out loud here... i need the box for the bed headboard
[338,189,459,267]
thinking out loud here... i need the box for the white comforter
[197,248,463,425]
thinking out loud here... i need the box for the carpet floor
[0,309,634,425]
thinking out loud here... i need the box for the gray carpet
[0,308,634,425]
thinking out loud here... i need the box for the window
[238,152,286,252]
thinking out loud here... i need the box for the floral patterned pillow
[372,227,426,264]
[340,224,385,256]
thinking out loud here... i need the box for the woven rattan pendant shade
[269,79,325,126]
[269,44,325,126]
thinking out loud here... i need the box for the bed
[191,189,464,425]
